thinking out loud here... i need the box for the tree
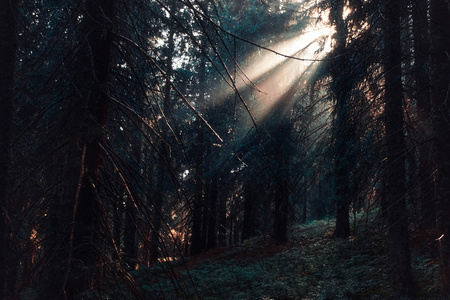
[0,0,18,298]
[410,0,434,229]
[383,0,416,297]
[39,0,117,297]
[329,0,352,238]
[429,0,450,298]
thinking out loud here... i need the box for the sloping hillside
[125,215,439,299]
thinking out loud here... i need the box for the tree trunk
[112,199,123,261]
[429,0,450,298]
[384,0,417,297]
[330,0,351,238]
[0,0,18,298]
[411,0,435,229]
[123,199,137,268]
[242,182,257,242]
[206,178,218,250]
[274,178,289,244]
[190,41,209,255]
[218,187,228,247]
[43,0,116,297]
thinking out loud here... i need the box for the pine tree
[429,0,450,298]
[383,0,416,297]
[0,0,18,297]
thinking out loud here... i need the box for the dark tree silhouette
[383,0,416,297]
[39,1,117,298]
[429,0,450,298]
[0,0,18,298]
[329,0,352,238]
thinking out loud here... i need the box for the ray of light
[228,25,333,120]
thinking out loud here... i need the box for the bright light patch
[213,22,333,120]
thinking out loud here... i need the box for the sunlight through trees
[0,0,449,298]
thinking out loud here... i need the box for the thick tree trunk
[384,0,416,297]
[411,0,435,229]
[40,1,116,298]
[330,0,351,238]
[429,1,450,298]
[0,1,18,298]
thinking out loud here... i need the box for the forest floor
[125,212,440,300]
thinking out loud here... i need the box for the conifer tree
[0,0,18,298]
[383,0,416,297]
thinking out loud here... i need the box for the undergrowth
[124,213,439,299]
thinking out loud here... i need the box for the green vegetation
[130,215,439,299]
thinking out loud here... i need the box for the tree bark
[42,1,116,297]
[384,0,417,297]
[330,0,351,238]
[206,178,218,250]
[123,199,137,268]
[242,181,260,242]
[429,0,450,298]
[218,190,228,247]
[274,178,289,244]
[190,40,209,255]
[411,0,435,229]
[0,0,18,298]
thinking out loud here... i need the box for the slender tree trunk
[384,0,416,297]
[206,178,218,250]
[0,1,18,298]
[191,115,206,255]
[429,1,450,298]
[123,199,137,268]
[274,178,289,244]
[300,192,307,224]
[218,187,228,247]
[191,42,209,255]
[242,182,256,242]
[273,120,291,245]
[112,199,123,260]
[150,13,176,263]
[232,195,241,245]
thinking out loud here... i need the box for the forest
[0,0,449,299]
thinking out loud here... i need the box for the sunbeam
[213,24,333,121]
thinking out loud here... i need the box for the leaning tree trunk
[0,1,18,298]
[429,0,450,298]
[383,0,416,297]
